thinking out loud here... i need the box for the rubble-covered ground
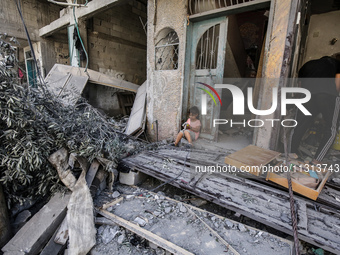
[89,178,332,255]
[92,185,292,255]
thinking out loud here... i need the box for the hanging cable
[283,128,300,255]
[13,0,47,91]
[73,0,89,73]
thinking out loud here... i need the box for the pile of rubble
[94,184,294,255]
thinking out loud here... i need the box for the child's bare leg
[174,132,184,145]
[184,130,193,144]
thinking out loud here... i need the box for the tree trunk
[0,184,11,248]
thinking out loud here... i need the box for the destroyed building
[1,0,147,116]
[2,0,340,148]
[1,0,340,254]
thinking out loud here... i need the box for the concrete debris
[249,229,257,236]
[117,234,125,244]
[153,211,162,217]
[97,225,105,235]
[126,195,135,200]
[101,226,119,244]
[224,220,234,229]
[155,247,166,255]
[238,223,247,232]
[107,206,114,212]
[111,191,121,199]
[178,203,187,213]
[133,217,147,227]
[2,193,70,255]
[332,178,340,185]
[91,185,293,255]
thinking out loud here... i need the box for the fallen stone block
[119,170,146,185]
[2,192,70,255]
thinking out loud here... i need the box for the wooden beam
[254,0,299,150]
[2,193,70,255]
[40,225,67,255]
[85,160,100,187]
[99,209,195,255]
[39,0,123,37]
[189,0,271,22]
[121,149,340,254]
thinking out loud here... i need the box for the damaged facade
[146,0,340,151]
[2,0,340,148]
[1,0,340,254]
[1,0,147,116]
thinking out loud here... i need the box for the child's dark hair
[189,106,200,119]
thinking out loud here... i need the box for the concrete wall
[88,2,147,85]
[84,1,147,116]
[2,0,147,116]
[0,0,66,75]
[0,0,61,42]
[146,0,187,141]
[83,83,123,116]
[303,10,340,64]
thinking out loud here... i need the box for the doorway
[184,7,270,149]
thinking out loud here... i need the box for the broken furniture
[266,162,332,201]
[225,145,331,200]
[224,145,281,176]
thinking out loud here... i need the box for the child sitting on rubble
[172,106,201,148]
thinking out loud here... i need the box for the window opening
[196,24,220,69]
[155,30,179,70]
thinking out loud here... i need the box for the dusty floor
[92,186,292,255]
[90,176,336,255]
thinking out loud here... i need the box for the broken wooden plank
[40,225,66,255]
[121,149,340,254]
[85,159,100,186]
[102,197,124,210]
[95,217,119,226]
[99,209,194,255]
[2,192,70,255]
[54,217,69,245]
[67,170,96,255]
[90,169,107,196]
